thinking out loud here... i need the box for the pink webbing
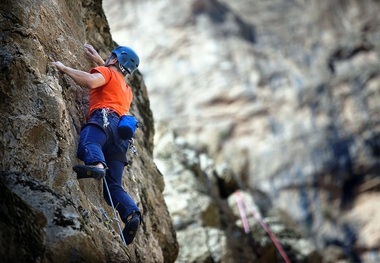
[236,191,251,234]
[234,191,291,263]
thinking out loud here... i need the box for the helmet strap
[104,56,113,66]
[104,54,129,76]
[118,63,126,75]
[118,62,130,76]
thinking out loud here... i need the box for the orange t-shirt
[89,66,133,117]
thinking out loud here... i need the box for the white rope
[103,176,126,246]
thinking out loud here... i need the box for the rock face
[0,0,178,262]
[103,0,380,262]
[154,129,322,262]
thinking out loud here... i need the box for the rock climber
[52,44,141,245]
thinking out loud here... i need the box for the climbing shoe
[73,164,106,179]
[122,212,141,245]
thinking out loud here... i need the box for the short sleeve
[90,66,112,84]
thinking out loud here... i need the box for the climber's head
[105,46,139,76]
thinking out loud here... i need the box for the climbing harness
[234,191,291,263]
[101,108,110,128]
[103,176,127,246]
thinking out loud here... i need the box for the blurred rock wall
[104,0,380,262]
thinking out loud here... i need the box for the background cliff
[0,0,178,262]
[103,0,380,262]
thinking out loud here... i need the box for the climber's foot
[73,164,106,179]
[122,212,141,245]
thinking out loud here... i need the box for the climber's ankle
[94,162,105,169]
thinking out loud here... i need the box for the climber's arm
[52,61,105,89]
[84,44,105,66]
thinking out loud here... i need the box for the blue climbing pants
[76,109,140,222]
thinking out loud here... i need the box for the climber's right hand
[84,44,104,66]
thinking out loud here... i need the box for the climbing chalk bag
[118,115,138,140]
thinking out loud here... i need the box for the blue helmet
[111,46,140,74]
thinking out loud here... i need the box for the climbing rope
[103,176,127,246]
[234,191,291,263]
[101,118,139,246]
